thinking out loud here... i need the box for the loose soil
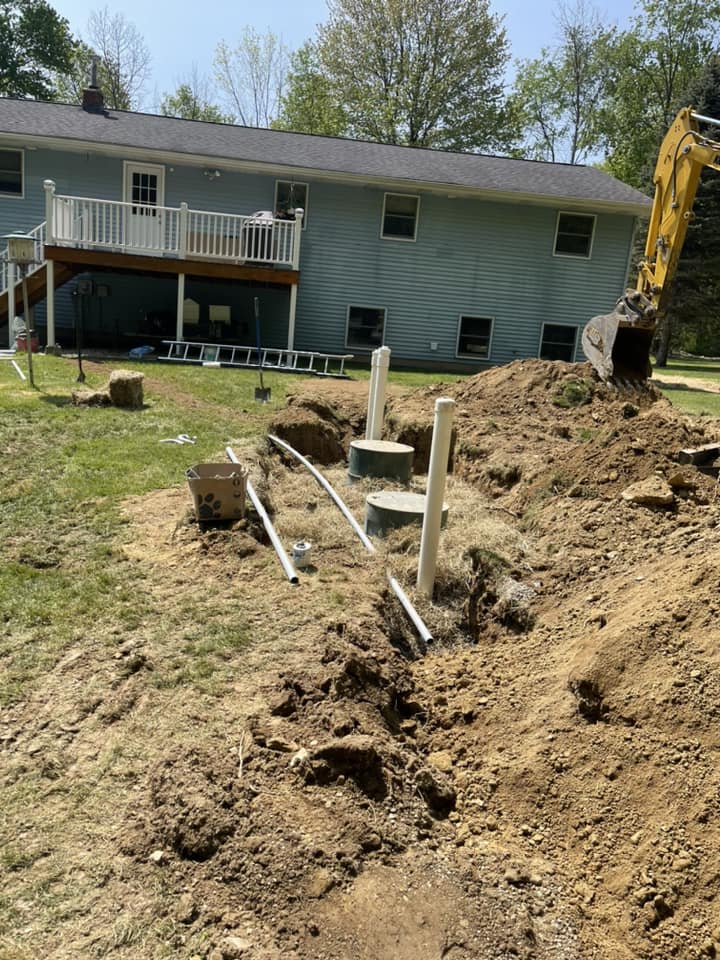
[3,359,720,960]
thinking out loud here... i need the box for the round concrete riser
[348,439,415,484]
[365,490,449,537]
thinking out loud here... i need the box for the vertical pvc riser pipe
[417,397,455,597]
[369,346,391,441]
[365,348,379,440]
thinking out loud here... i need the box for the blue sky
[50,0,639,111]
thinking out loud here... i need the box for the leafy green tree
[0,0,74,99]
[214,27,288,127]
[511,2,612,163]
[315,0,511,152]
[655,57,720,362]
[272,41,348,137]
[599,0,720,188]
[160,69,232,123]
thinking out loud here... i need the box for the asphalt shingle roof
[0,97,651,211]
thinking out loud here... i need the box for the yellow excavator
[582,107,720,382]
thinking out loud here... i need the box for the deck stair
[161,340,353,378]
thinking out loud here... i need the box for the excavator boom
[583,107,720,382]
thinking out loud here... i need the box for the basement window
[275,180,308,227]
[346,305,386,350]
[456,315,493,359]
[554,212,595,258]
[382,193,419,241]
[0,149,23,196]
[540,323,577,362]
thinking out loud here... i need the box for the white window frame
[538,321,578,362]
[456,314,494,360]
[274,179,309,229]
[381,192,420,242]
[345,304,387,351]
[0,148,24,199]
[122,160,166,208]
[553,211,596,259]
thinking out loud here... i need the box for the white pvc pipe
[368,345,390,441]
[267,432,433,643]
[268,433,376,553]
[365,348,378,440]
[417,397,455,597]
[225,446,299,585]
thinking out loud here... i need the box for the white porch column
[43,180,55,244]
[287,283,298,353]
[292,208,304,269]
[7,260,15,348]
[46,259,55,346]
[176,273,185,341]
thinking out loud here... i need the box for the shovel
[253,296,271,403]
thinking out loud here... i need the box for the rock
[289,747,310,768]
[108,369,144,408]
[149,849,167,864]
[307,867,335,898]
[427,749,454,773]
[620,477,675,508]
[667,470,697,490]
[415,765,457,818]
[266,736,298,753]
[218,935,252,958]
[175,892,198,924]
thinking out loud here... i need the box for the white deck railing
[43,180,303,270]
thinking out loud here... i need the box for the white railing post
[7,260,15,347]
[292,207,304,269]
[176,273,185,341]
[44,180,55,245]
[179,202,188,258]
[417,398,456,598]
[287,283,298,354]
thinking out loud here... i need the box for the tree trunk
[653,313,673,367]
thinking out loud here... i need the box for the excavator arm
[582,107,720,382]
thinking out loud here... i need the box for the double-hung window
[382,193,419,241]
[0,149,23,197]
[346,305,386,350]
[554,212,595,258]
[456,316,493,359]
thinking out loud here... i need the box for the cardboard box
[186,463,248,521]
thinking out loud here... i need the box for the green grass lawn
[652,356,720,417]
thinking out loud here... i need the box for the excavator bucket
[582,295,655,383]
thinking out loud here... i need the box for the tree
[598,0,720,188]
[511,2,612,163]
[54,40,125,106]
[214,27,288,127]
[0,0,75,99]
[272,41,348,137]
[655,57,720,363]
[84,6,151,109]
[160,68,232,123]
[314,0,511,152]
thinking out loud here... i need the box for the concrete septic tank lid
[348,438,415,483]
[365,490,449,537]
[351,439,414,454]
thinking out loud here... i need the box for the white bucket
[291,540,312,569]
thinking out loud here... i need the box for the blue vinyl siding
[1,140,636,364]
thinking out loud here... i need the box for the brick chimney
[81,58,105,113]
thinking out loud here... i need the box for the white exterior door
[123,162,165,251]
